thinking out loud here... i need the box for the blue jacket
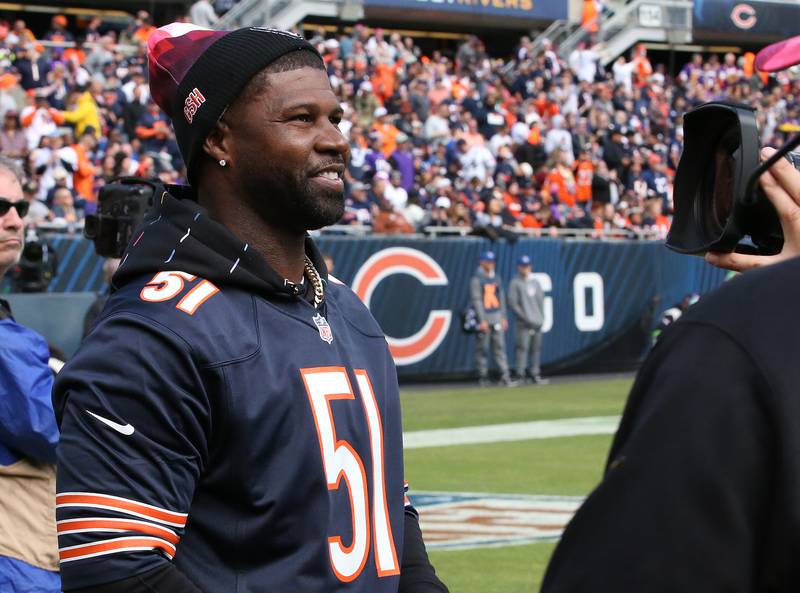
[0,315,58,465]
[0,308,61,592]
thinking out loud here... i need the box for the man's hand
[501,319,508,331]
[706,147,800,272]
[478,320,489,333]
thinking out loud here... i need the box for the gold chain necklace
[303,256,324,308]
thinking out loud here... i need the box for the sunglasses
[0,198,29,218]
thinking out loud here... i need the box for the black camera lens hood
[667,102,760,254]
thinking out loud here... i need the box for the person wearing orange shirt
[533,91,559,121]
[371,107,399,158]
[371,62,397,106]
[62,42,86,66]
[575,149,595,208]
[546,150,577,208]
[71,130,96,202]
[582,0,600,40]
[132,11,156,43]
[633,44,653,87]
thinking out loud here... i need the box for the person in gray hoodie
[469,250,516,387]
[508,254,546,383]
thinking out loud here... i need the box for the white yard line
[403,415,620,449]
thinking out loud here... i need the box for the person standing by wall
[508,254,546,384]
[470,250,516,387]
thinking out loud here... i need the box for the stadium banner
[38,235,728,377]
[363,0,568,22]
[693,0,800,39]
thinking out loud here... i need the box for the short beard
[238,159,345,233]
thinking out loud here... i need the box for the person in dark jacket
[13,46,51,91]
[53,24,447,593]
[0,157,61,593]
[541,36,800,593]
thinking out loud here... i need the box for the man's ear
[203,118,232,165]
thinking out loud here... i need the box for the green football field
[400,377,633,593]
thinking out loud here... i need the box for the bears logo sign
[351,247,451,366]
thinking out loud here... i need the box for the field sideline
[401,377,633,592]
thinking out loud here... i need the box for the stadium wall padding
[35,236,730,376]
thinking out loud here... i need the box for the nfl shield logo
[313,313,333,344]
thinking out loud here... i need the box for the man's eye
[293,114,313,122]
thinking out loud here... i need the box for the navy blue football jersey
[53,190,412,592]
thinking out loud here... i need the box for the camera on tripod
[84,177,159,258]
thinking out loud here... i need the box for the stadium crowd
[1,11,799,238]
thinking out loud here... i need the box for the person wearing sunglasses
[0,156,61,593]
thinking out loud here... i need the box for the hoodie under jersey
[53,186,409,593]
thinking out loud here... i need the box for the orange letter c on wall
[351,247,451,366]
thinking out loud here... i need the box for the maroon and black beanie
[147,23,321,183]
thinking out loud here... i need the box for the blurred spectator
[6,19,36,47]
[0,110,28,165]
[354,82,380,125]
[574,147,594,210]
[342,181,374,225]
[544,115,574,162]
[545,149,577,208]
[21,89,59,150]
[22,180,50,224]
[31,129,76,200]
[371,107,399,157]
[384,170,408,210]
[71,130,96,202]
[0,73,22,117]
[45,167,73,203]
[389,133,414,191]
[44,15,73,51]
[402,192,426,229]
[84,36,116,74]
[14,46,50,91]
[458,138,495,187]
[56,86,101,138]
[136,98,171,153]
[190,0,219,27]
[51,186,77,225]
[116,10,156,46]
[429,196,453,227]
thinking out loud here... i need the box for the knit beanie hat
[755,34,800,72]
[147,23,321,183]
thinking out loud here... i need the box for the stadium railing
[37,221,660,241]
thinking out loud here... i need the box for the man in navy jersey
[53,23,448,593]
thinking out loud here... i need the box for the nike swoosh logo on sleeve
[85,410,136,436]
